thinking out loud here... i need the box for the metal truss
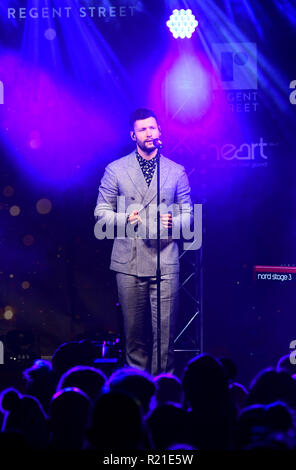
[174,242,203,358]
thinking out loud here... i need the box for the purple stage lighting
[166,9,198,39]
[0,54,115,185]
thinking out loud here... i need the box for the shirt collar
[136,151,157,165]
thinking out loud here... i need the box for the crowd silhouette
[0,340,296,451]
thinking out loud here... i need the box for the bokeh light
[4,305,14,320]
[4,310,14,320]
[10,205,21,216]
[21,281,30,290]
[36,198,52,215]
[3,186,14,197]
[44,28,57,41]
[23,234,35,246]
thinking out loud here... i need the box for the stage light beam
[166,9,198,39]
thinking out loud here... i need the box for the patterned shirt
[136,151,157,187]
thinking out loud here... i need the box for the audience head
[229,382,249,411]
[88,391,146,450]
[49,387,92,449]
[57,366,106,402]
[146,403,193,449]
[168,443,197,450]
[106,367,156,414]
[23,359,56,412]
[276,354,296,376]
[51,340,97,379]
[247,367,296,408]
[182,353,229,410]
[0,387,48,448]
[236,401,294,449]
[182,353,235,450]
[153,373,183,406]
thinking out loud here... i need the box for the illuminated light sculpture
[166,9,198,39]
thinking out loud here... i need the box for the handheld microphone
[153,138,163,149]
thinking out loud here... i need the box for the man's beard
[138,140,155,154]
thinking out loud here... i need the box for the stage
[0,0,296,386]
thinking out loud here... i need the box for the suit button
[162,198,166,202]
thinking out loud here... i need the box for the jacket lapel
[126,151,171,207]
[142,154,170,208]
[126,151,148,199]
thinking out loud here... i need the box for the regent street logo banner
[7,2,138,19]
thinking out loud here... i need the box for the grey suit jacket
[94,150,193,276]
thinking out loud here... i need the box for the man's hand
[160,213,173,229]
[128,210,143,225]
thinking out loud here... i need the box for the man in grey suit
[94,108,192,375]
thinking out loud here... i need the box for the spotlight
[166,9,198,39]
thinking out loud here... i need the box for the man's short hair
[129,108,158,130]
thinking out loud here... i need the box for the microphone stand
[156,145,162,375]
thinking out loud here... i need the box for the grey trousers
[116,272,179,376]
